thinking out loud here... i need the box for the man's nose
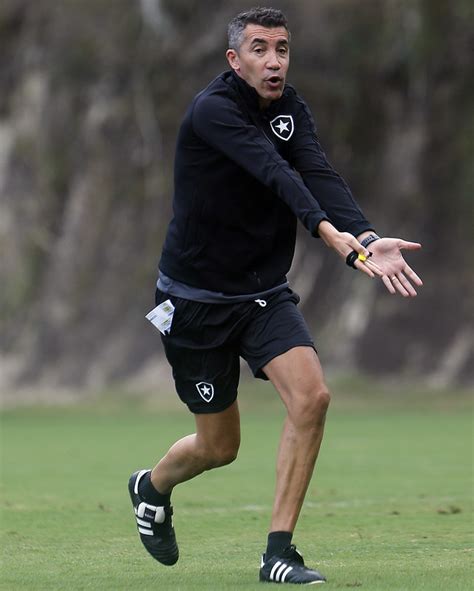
[266,51,281,69]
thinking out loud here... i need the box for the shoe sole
[259,578,325,585]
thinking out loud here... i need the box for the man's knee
[205,442,240,469]
[197,435,240,469]
[213,441,240,467]
[194,401,241,470]
[289,385,331,428]
[315,387,331,413]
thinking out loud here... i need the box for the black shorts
[156,288,315,414]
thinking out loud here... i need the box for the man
[129,7,422,585]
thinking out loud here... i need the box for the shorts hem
[250,341,316,380]
[185,393,238,415]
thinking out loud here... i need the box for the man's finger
[398,240,422,251]
[404,264,423,286]
[365,258,384,276]
[397,273,418,297]
[391,275,410,297]
[382,275,396,294]
[354,259,375,277]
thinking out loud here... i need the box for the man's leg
[257,346,329,584]
[128,401,241,566]
[151,400,241,493]
[263,346,330,536]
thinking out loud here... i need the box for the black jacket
[159,71,371,294]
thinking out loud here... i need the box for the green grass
[1,380,472,590]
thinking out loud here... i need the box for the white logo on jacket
[196,382,214,402]
[270,115,294,141]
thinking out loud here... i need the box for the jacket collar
[226,70,284,117]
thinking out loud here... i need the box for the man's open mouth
[266,76,283,88]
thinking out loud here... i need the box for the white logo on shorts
[196,382,214,403]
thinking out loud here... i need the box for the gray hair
[227,7,290,51]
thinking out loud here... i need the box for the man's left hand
[367,238,423,297]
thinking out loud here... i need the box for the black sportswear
[159,70,371,295]
[156,287,314,414]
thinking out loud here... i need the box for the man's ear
[226,49,240,72]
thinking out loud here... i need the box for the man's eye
[254,48,264,54]
[278,48,288,55]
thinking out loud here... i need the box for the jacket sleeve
[289,95,373,237]
[192,91,330,236]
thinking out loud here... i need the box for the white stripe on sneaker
[270,561,282,581]
[138,527,154,536]
[137,501,159,519]
[136,502,165,523]
[137,503,147,518]
[136,518,151,527]
[154,506,165,524]
[275,563,288,582]
[134,469,150,495]
[281,565,293,582]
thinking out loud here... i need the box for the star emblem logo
[196,381,214,402]
[276,120,289,133]
[270,115,294,141]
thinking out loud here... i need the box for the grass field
[1,379,472,590]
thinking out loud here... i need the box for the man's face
[226,24,290,108]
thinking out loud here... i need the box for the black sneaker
[259,545,326,585]
[128,469,179,566]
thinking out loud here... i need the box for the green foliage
[1,386,472,590]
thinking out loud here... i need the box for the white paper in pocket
[146,299,175,335]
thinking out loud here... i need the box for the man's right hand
[317,220,383,278]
